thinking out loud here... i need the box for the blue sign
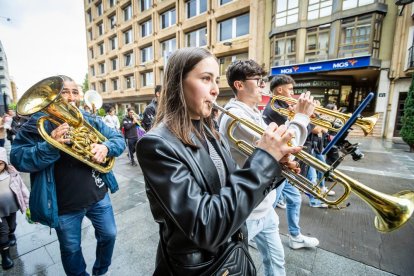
[271,55,372,75]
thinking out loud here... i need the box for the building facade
[0,40,13,114]
[83,0,266,114]
[267,0,399,137]
[383,2,414,139]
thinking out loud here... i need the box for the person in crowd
[103,107,121,132]
[0,116,5,147]
[142,85,162,132]
[0,147,29,270]
[122,108,139,166]
[219,60,315,275]
[4,110,14,144]
[262,74,322,249]
[136,48,302,275]
[10,76,125,276]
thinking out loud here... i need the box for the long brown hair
[154,47,219,147]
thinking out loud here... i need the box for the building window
[343,0,374,10]
[338,14,377,58]
[112,78,119,90]
[141,46,153,63]
[98,42,105,55]
[111,57,118,70]
[108,14,117,29]
[160,38,176,59]
[99,62,105,74]
[92,83,96,90]
[141,71,154,87]
[185,27,207,47]
[141,19,152,37]
[125,74,135,89]
[308,0,332,20]
[160,9,176,29]
[218,52,248,76]
[123,4,132,21]
[305,25,330,62]
[89,47,94,59]
[123,28,133,44]
[186,0,207,19]
[270,31,296,66]
[108,0,115,8]
[218,13,249,42]
[90,65,95,76]
[219,0,233,5]
[100,80,106,92]
[88,29,93,41]
[140,0,152,12]
[87,9,92,23]
[96,1,103,16]
[274,0,299,27]
[124,51,134,67]
[109,35,118,50]
[97,22,104,36]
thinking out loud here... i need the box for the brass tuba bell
[17,76,115,173]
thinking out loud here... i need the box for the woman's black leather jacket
[137,123,283,275]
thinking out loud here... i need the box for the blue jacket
[10,111,126,228]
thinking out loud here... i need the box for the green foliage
[82,73,89,92]
[8,103,16,110]
[117,107,125,123]
[400,75,414,151]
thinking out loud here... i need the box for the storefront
[267,55,381,114]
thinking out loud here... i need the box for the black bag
[200,240,256,276]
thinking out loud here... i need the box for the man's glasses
[245,77,267,87]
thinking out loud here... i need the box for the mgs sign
[332,59,358,69]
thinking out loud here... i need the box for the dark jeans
[55,193,117,276]
[0,212,16,249]
[127,137,138,163]
[0,138,5,147]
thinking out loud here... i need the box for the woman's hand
[256,123,302,161]
[294,91,315,117]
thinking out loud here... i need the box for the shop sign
[271,55,372,75]
[295,80,340,88]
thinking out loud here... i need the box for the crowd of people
[1,48,346,275]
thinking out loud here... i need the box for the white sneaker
[289,234,319,249]
[322,186,336,196]
[276,201,286,209]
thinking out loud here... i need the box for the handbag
[200,237,256,276]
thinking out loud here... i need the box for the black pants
[127,137,139,163]
[0,213,16,249]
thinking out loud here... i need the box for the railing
[407,45,414,69]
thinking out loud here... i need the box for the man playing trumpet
[219,61,316,276]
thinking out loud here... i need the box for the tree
[82,73,89,92]
[400,75,414,152]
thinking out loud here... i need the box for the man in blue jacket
[11,76,126,276]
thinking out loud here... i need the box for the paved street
[1,137,413,276]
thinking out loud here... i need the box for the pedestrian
[3,110,14,144]
[141,85,161,131]
[10,76,126,276]
[220,60,315,276]
[136,47,302,275]
[262,74,322,249]
[122,108,139,166]
[0,147,29,270]
[103,107,121,132]
[0,116,5,147]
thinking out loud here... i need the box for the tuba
[17,76,115,173]
[270,95,379,136]
[214,103,414,233]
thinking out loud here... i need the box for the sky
[0,0,87,98]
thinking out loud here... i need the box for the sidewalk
[2,137,412,275]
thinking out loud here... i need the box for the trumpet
[270,95,379,136]
[214,103,414,232]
